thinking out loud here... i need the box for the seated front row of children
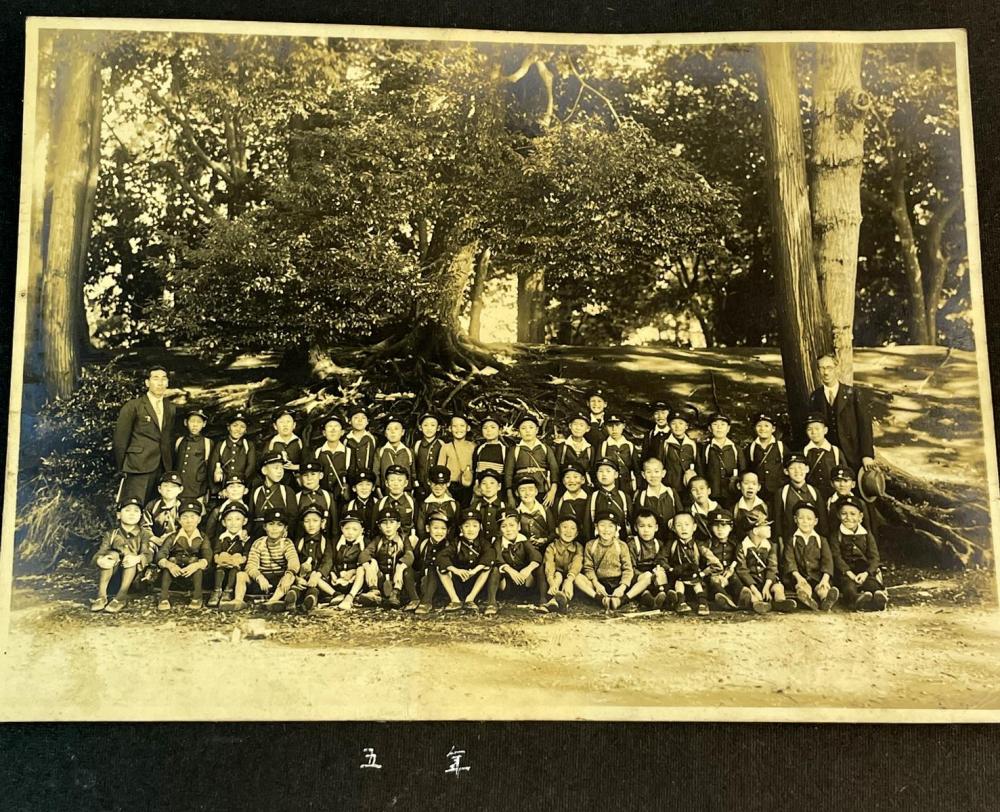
[90,484,889,616]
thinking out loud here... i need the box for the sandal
[90,597,109,612]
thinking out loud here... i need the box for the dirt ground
[3,567,998,721]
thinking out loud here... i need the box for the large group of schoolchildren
[91,387,888,618]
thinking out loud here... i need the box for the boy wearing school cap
[329,510,370,611]
[588,457,632,541]
[376,417,415,494]
[345,470,379,539]
[345,406,378,476]
[703,508,741,610]
[208,502,251,607]
[485,507,545,616]
[252,454,298,532]
[803,413,843,504]
[207,411,256,497]
[155,500,212,610]
[311,413,355,507]
[773,454,828,552]
[90,496,155,613]
[435,508,494,611]
[438,414,477,507]
[632,457,682,544]
[585,387,610,450]
[661,511,721,616]
[702,413,745,510]
[295,461,337,542]
[286,504,336,612]
[661,408,702,502]
[203,476,249,541]
[827,465,878,543]
[471,414,507,484]
[598,414,637,496]
[411,510,454,614]
[734,508,797,613]
[782,502,839,611]
[415,464,459,539]
[468,470,508,542]
[377,464,417,544]
[357,506,414,609]
[221,508,300,611]
[555,462,591,536]
[142,471,185,554]
[745,412,787,501]
[261,407,306,488]
[637,401,672,476]
[412,413,444,504]
[503,413,560,508]
[575,512,634,610]
[624,508,669,609]
[556,412,596,485]
[829,496,887,611]
[514,475,557,552]
[542,516,585,612]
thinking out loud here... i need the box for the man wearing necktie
[808,354,876,474]
[113,364,177,505]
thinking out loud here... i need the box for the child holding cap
[155,500,212,610]
[503,414,560,508]
[91,496,155,613]
[208,410,256,496]
[782,502,839,611]
[575,512,634,610]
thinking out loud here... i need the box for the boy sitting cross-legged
[435,509,494,612]
[208,502,251,607]
[155,500,212,610]
[220,508,300,611]
[782,502,840,612]
[662,511,721,616]
[484,507,545,616]
[91,496,155,613]
[356,506,413,609]
[574,512,634,610]
[541,516,585,613]
[734,508,797,613]
[624,508,669,610]
[829,496,888,611]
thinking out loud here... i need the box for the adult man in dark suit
[808,354,876,473]
[113,365,177,505]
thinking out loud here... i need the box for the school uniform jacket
[359,534,413,574]
[808,382,875,472]
[732,496,769,542]
[494,533,542,570]
[585,416,609,453]
[174,434,213,499]
[296,487,337,540]
[627,536,662,573]
[415,493,458,539]
[555,491,591,537]
[803,441,842,501]
[409,535,444,574]
[345,431,378,475]
[735,536,779,588]
[637,427,671,474]
[827,494,877,542]
[330,535,366,576]
[555,439,594,481]
[745,438,786,498]
[376,443,415,491]
[252,482,297,526]
[582,538,634,588]
[588,488,632,541]
[829,525,880,577]
[412,437,445,493]
[93,524,155,565]
[661,434,701,496]
[346,495,378,539]
[772,483,828,546]
[156,528,212,566]
[378,492,417,539]
[661,537,722,582]
[436,535,494,571]
[207,436,257,492]
[632,485,681,540]
[503,440,560,497]
[213,528,251,558]
[782,532,834,582]
[113,393,176,474]
[142,498,180,540]
[690,500,721,541]
[703,535,738,571]
[295,532,334,578]
[204,498,249,542]
[599,437,637,492]
[702,439,745,506]
[469,495,507,542]
[543,539,584,581]
[311,442,354,504]
[472,440,507,479]
[517,501,556,548]
[263,434,306,487]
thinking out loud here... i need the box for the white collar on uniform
[424,493,455,504]
[804,440,833,453]
[269,433,300,448]
[709,438,736,449]
[518,439,543,451]
[839,523,868,536]
[500,533,529,548]
[604,436,629,447]
[794,532,820,545]
[517,501,545,515]
[738,496,765,510]
[691,500,719,515]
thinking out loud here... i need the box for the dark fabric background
[0,1,998,808]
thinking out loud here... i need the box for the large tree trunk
[758,43,833,439]
[810,43,864,383]
[467,246,491,342]
[41,32,102,400]
[517,267,546,343]
[74,58,103,356]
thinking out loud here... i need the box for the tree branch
[147,86,235,185]
[567,57,622,128]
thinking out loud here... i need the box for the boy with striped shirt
[221,508,300,611]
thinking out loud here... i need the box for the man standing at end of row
[809,353,876,474]
[113,365,177,505]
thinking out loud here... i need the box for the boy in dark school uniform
[632,457,682,542]
[773,454,828,550]
[637,401,672,475]
[174,409,213,502]
[469,470,507,542]
[514,476,557,552]
[286,504,336,612]
[688,476,721,541]
[262,408,306,488]
[471,414,507,484]
[345,470,379,539]
[732,471,769,543]
[542,516,585,612]
[702,413,745,509]
[221,508,300,611]
[588,457,632,541]
[203,476,249,541]
[555,463,590,534]
[295,461,337,541]
[377,464,417,544]
[345,406,378,476]
[155,500,212,610]
[503,414,560,508]
[623,508,668,609]
[575,513,634,610]
[556,413,596,484]
[142,471,184,553]
[330,510,370,611]
[376,418,415,493]
[827,465,878,542]
[411,511,454,615]
[829,496,888,611]
[662,511,721,616]
[803,413,843,504]
[412,413,444,503]
[703,508,741,610]
[598,414,637,495]
[208,411,256,497]
[208,502,251,607]
[734,508,797,613]
[252,454,297,533]
[585,387,610,450]
[415,465,459,539]
[745,412,786,500]
[662,409,702,500]
[312,414,354,506]
[357,506,414,609]
[91,496,155,613]
[435,509,494,611]
[782,502,840,611]
[485,508,545,616]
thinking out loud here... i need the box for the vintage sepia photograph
[1,18,997,721]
